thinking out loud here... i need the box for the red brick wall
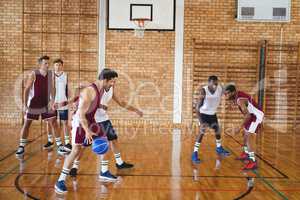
[0,0,22,123]
[1,0,300,126]
[182,0,300,125]
[105,31,175,122]
[0,0,98,123]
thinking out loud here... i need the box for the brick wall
[0,0,98,123]
[1,0,300,125]
[0,0,22,123]
[105,31,175,122]
[182,0,300,124]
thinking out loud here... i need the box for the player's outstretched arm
[112,88,143,117]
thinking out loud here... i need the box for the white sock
[64,135,70,144]
[194,142,200,152]
[114,153,123,165]
[249,152,255,161]
[20,138,28,147]
[243,146,249,154]
[101,160,109,173]
[72,160,80,169]
[48,134,53,143]
[216,139,222,148]
[58,168,70,181]
[55,137,62,146]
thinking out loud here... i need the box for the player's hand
[53,103,59,110]
[48,100,55,111]
[136,110,143,117]
[85,130,96,144]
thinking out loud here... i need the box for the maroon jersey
[72,83,104,136]
[234,91,264,117]
[27,70,52,111]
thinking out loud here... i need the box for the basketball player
[68,69,143,178]
[192,76,230,164]
[15,56,67,156]
[55,70,118,194]
[43,59,72,152]
[224,84,264,170]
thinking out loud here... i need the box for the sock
[20,138,28,147]
[249,152,255,162]
[55,137,62,146]
[216,139,222,148]
[48,134,53,143]
[114,153,124,165]
[58,168,70,181]
[64,135,70,144]
[243,146,249,154]
[194,142,200,152]
[101,160,109,173]
[72,160,80,169]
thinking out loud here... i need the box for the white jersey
[55,72,68,110]
[95,87,113,122]
[199,85,222,115]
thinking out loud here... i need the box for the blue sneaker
[99,171,118,182]
[191,152,201,164]
[216,146,230,156]
[55,180,67,194]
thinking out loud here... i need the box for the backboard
[107,0,175,31]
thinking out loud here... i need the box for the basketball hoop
[132,18,150,38]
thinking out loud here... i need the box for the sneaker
[15,146,25,156]
[99,171,118,182]
[191,152,201,164]
[55,180,67,194]
[69,168,78,177]
[242,160,257,170]
[116,162,134,169]
[236,151,249,160]
[64,143,72,152]
[57,145,69,156]
[43,141,54,150]
[216,146,231,156]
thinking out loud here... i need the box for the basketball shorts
[97,120,118,141]
[25,107,57,121]
[72,122,104,145]
[198,113,220,133]
[57,109,68,121]
[244,114,263,134]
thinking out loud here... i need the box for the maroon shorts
[25,108,57,121]
[243,114,262,133]
[72,123,104,145]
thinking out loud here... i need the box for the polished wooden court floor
[0,122,300,200]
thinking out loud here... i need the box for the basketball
[92,137,109,155]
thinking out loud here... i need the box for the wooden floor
[0,123,300,200]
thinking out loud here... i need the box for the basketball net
[132,19,149,38]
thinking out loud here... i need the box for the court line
[224,133,289,179]
[3,171,287,179]
[0,148,41,180]
[225,143,289,200]
[0,133,44,162]
[5,183,300,193]
[252,170,289,200]
[14,174,40,200]
[233,184,253,200]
